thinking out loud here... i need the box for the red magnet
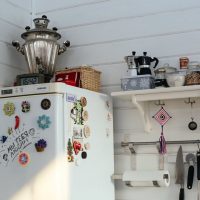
[73,141,82,155]
[14,115,20,129]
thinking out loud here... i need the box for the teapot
[124,51,138,76]
[134,52,159,75]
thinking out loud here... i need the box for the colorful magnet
[82,110,88,121]
[41,99,51,110]
[37,115,51,129]
[18,152,30,166]
[71,100,84,125]
[83,125,90,138]
[81,151,87,159]
[21,101,30,113]
[73,141,82,155]
[0,136,8,143]
[14,115,20,129]
[3,102,15,116]
[80,97,87,107]
[84,142,90,150]
[35,139,47,152]
[67,139,74,162]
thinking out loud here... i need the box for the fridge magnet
[70,100,84,125]
[7,127,13,135]
[152,106,172,154]
[84,143,90,150]
[67,139,74,162]
[37,115,51,129]
[82,110,88,121]
[35,139,47,152]
[83,125,90,138]
[21,101,30,113]
[73,127,83,138]
[66,93,77,103]
[41,99,51,110]
[0,136,8,143]
[18,152,30,166]
[73,141,82,155]
[14,115,20,129]
[81,151,87,159]
[107,112,112,121]
[80,97,87,107]
[3,102,15,116]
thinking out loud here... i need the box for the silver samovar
[12,15,70,84]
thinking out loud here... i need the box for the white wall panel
[7,0,32,12]
[34,1,200,200]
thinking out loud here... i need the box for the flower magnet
[37,115,51,129]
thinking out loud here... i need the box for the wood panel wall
[0,0,31,87]
[35,1,200,199]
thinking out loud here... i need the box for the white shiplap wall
[35,1,200,200]
[0,0,31,87]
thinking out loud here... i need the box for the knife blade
[175,146,184,200]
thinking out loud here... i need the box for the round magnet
[80,97,87,107]
[41,99,51,110]
[82,110,88,121]
[83,125,90,138]
[21,101,30,113]
[81,151,87,159]
[84,142,90,150]
[18,152,30,166]
[3,102,15,116]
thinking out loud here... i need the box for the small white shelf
[111,85,200,132]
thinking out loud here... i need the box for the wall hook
[184,98,195,105]
[154,100,165,106]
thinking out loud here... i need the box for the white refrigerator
[0,82,114,200]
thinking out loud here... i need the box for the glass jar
[185,61,200,85]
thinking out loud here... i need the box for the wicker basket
[55,66,101,92]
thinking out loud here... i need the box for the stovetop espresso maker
[134,52,159,75]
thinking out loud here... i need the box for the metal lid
[21,15,61,40]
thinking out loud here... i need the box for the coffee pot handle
[151,57,159,68]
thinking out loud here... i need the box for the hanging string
[159,126,167,154]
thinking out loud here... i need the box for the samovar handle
[58,40,70,55]
[12,40,24,55]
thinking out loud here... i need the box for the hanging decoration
[152,106,171,154]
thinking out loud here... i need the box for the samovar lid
[21,15,61,40]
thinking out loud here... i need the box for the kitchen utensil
[134,52,159,75]
[165,71,185,87]
[175,146,184,200]
[124,51,138,77]
[12,15,70,82]
[186,153,195,189]
[197,149,200,200]
[186,99,197,131]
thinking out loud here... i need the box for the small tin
[179,57,189,69]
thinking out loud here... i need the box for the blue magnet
[37,115,51,129]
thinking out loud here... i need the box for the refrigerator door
[0,93,66,200]
[64,88,114,200]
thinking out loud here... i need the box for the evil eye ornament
[37,115,51,129]
[3,102,15,116]
[21,101,30,113]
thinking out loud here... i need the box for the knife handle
[197,151,200,180]
[179,188,184,200]
[187,165,194,189]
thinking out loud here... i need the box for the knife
[175,146,184,200]
[197,150,200,200]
